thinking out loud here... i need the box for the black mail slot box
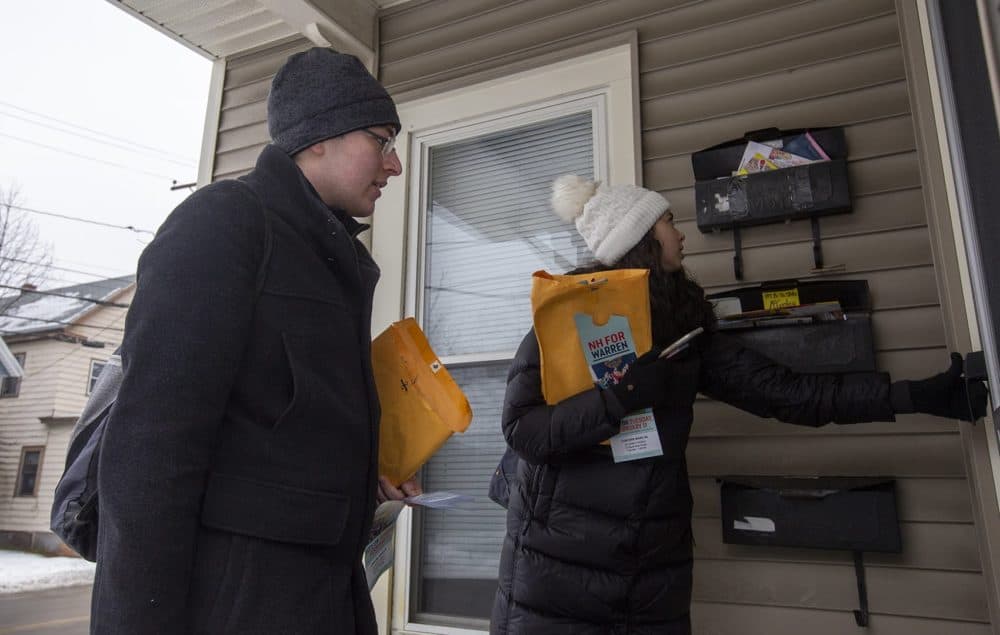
[708,278,870,313]
[693,127,851,232]
[706,279,877,374]
[724,316,875,374]
[719,476,901,553]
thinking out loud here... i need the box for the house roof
[0,275,135,338]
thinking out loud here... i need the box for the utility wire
[0,111,196,168]
[54,256,135,276]
[0,132,180,181]
[2,273,107,289]
[6,203,155,235]
[5,274,89,289]
[0,284,130,308]
[0,99,194,164]
[0,256,117,280]
[0,314,125,333]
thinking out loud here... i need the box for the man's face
[306,125,403,217]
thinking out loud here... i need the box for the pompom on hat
[551,175,670,265]
[267,47,401,156]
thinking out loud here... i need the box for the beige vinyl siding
[54,287,133,417]
[0,292,130,534]
[212,38,312,180]
[0,339,76,532]
[377,0,986,632]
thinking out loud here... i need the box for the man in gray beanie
[92,47,418,635]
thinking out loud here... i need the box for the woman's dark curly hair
[571,226,716,349]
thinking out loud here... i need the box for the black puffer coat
[491,329,895,634]
[93,145,381,634]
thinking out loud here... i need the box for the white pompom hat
[551,175,670,265]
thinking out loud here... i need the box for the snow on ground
[0,550,95,594]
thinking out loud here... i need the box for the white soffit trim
[197,58,227,188]
[256,0,376,71]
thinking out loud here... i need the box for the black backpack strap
[236,180,272,299]
[253,196,273,299]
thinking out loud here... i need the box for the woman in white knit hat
[489,175,987,635]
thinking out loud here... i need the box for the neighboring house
[0,276,134,555]
[109,1,1000,634]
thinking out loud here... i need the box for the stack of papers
[716,301,845,330]
[734,131,830,176]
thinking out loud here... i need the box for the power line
[0,132,181,181]
[4,273,90,289]
[0,111,196,168]
[6,203,155,235]
[0,100,195,164]
[0,314,125,333]
[0,284,130,308]
[53,256,135,276]
[0,256,116,280]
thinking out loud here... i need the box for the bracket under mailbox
[719,476,901,628]
[693,127,851,280]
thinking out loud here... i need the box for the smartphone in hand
[657,327,704,360]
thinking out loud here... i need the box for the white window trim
[405,95,605,351]
[371,39,641,335]
[369,41,639,635]
[87,359,106,395]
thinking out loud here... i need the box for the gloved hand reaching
[608,349,672,413]
[891,352,989,422]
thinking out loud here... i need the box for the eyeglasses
[360,128,397,158]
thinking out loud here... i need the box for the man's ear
[293,140,326,169]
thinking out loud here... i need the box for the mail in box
[706,279,877,374]
[693,127,851,232]
[719,476,901,553]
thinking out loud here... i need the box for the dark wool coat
[491,329,895,635]
[92,145,382,634]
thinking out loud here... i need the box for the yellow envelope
[372,318,472,485]
[531,269,652,405]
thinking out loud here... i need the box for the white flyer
[363,500,405,591]
[609,408,664,463]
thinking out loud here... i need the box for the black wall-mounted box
[693,127,851,232]
[719,476,901,553]
[705,279,877,374]
[724,317,874,374]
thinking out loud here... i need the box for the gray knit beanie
[267,48,401,156]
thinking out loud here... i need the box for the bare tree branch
[0,185,53,290]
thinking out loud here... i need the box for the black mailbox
[705,279,877,374]
[719,475,901,627]
[693,127,851,232]
[719,476,901,553]
[692,127,851,279]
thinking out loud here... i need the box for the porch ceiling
[106,0,411,60]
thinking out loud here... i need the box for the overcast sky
[0,1,212,289]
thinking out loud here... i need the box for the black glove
[608,350,672,412]
[891,352,989,422]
